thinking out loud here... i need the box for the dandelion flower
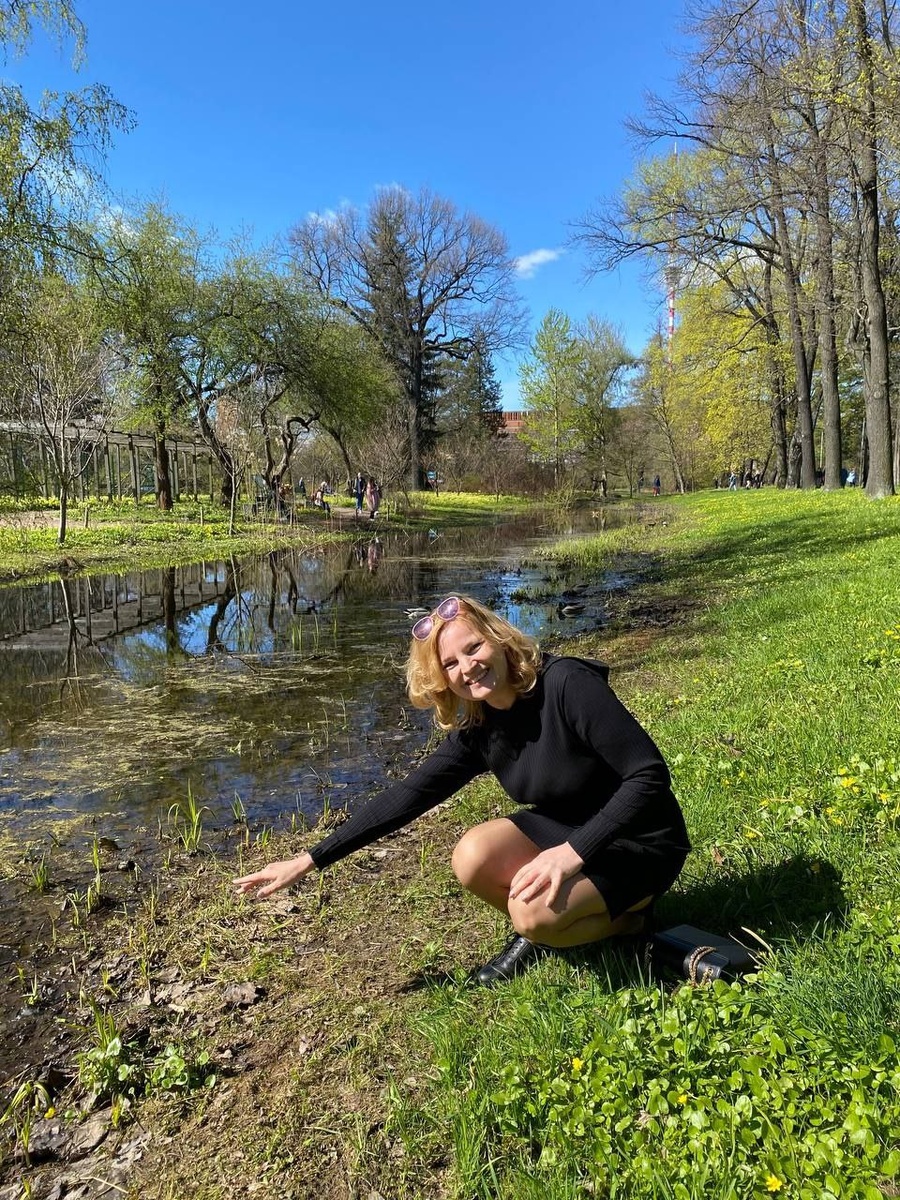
[765,1174,783,1192]
[571,1057,583,1072]
[676,1093,688,1105]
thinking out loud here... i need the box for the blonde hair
[405,595,541,730]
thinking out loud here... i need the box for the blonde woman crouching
[235,596,690,984]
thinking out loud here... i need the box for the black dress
[309,655,691,918]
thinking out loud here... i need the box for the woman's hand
[508,842,584,908]
[233,852,315,899]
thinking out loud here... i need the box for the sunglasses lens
[411,597,461,641]
[436,596,460,621]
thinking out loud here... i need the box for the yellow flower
[676,1092,688,1105]
[745,828,760,840]
[44,1106,55,1119]
[765,1174,783,1192]
[571,1057,583,1072]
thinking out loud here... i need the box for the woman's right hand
[233,851,315,899]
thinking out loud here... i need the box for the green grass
[388,488,900,1200]
[0,491,537,582]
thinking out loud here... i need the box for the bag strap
[686,945,719,986]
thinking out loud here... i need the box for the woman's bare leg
[451,818,541,911]
[509,876,653,948]
[452,819,653,948]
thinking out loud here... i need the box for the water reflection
[0,511,631,842]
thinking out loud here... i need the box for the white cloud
[513,247,565,279]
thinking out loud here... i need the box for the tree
[518,310,582,489]
[433,337,506,490]
[7,271,113,542]
[0,1,130,320]
[93,203,203,510]
[288,186,523,490]
[572,316,634,488]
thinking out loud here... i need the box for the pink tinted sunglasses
[411,595,461,641]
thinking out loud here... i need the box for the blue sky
[7,0,687,406]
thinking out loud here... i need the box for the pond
[0,510,636,857]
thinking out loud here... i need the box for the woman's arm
[310,731,484,869]
[234,732,485,899]
[557,661,677,864]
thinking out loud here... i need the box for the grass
[385,487,900,1200]
[0,491,535,583]
[3,487,900,1199]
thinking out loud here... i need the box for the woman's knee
[508,896,556,943]
[451,826,492,887]
[451,820,524,888]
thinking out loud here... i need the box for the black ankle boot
[474,934,541,986]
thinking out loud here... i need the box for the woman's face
[436,617,515,709]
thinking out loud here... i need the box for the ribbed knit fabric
[309,655,690,873]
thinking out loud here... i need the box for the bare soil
[0,793,506,1200]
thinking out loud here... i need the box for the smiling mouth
[465,668,490,686]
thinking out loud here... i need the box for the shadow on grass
[659,852,848,937]
[396,854,848,995]
[569,853,849,992]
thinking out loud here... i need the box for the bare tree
[288,186,524,490]
[8,273,113,542]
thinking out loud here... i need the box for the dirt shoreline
[0,791,508,1199]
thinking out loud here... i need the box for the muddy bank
[0,788,508,1199]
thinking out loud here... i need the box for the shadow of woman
[570,852,849,991]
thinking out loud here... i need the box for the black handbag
[649,924,758,984]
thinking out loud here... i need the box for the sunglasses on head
[411,595,461,641]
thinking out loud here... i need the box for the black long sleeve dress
[309,654,691,917]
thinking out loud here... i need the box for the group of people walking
[353,472,380,519]
[296,473,382,519]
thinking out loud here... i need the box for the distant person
[847,468,857,486]
[366,536,383,573]
[297,478,307,502]
[235,596,690,985]
[353,472,366,515]
[365,477,381,520]
[728,472,738,490]
[652,475,661,497]
[314,481,331,516]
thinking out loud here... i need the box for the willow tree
[92,204,203,509]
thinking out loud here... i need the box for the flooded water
[0,511,634,850]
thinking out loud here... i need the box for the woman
[365,477,380,519]
[234,596,690,984]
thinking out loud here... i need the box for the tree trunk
[195,398,236,505]
[57,484,68,545]
[154,417,173,511]
[406,391,420,492]
[766,141,818,489]
[762,266,789,487]
[811,127,843,489]
[850,0,894,498]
